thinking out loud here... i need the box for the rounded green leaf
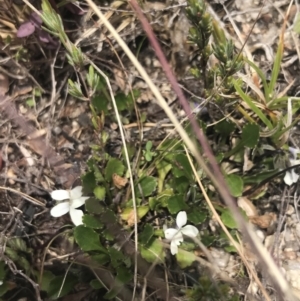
[81,171,96,193]
[188,209,208,224]
[176,249,197,269]
[167,194,189,214]
[140,238,164,263]
[91,253,110,265]
[40,270,55,293]
[116,266,132,283]
[139,224,154,246]
[0,282,10,297]
[225,174,243,197]
[74,225,106,252]
[48,274,78,300]
[172,176,190,194]
[241,123,259,148]
[105,158,125,182]
[215,119,235,136]
[172,154,193,180]
[221,209,237,229]
[83,215,103,229]
[136,176,157,197]
[90,279,103,289]
[86,198,104,214]
[93,186,106,200]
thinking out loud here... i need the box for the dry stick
[129,1,298,300]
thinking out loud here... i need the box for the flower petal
[50,202,70,217]
[172,233,184,246]
[70,208,84,226]
[164,228,178,240]
[181,225,199,238]
[284,170,299,186]
[176,211,187,228]
[51,190,70,201]
[71,196,89,209]
[70,186,83,200]
[170,240,179,255]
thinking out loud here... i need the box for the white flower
[164,211,199,255]
[284,147,300,186]
[50,186,89,226]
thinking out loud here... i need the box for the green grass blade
[245,58,269,102]
[233,80,273,129]
[267,35,284,103]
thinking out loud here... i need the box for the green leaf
[167,194,189,214]
[140,238,164,263]
[26,98,35,107]
[74,225,106,252]
[93,186,106,200]
[136,176,157,197]
[4,247,18,261]
[221,209,238,229]
[116,266,132,283]
[83,215,103,229]
[149,189,173,210]
[120,206,149,224]
[40,270,55,292]
[93,165,105,182]
[172,176,190,194]
[91,253,110,265]
[145,141,152,151]
[225,174,243,197]
[172,154,193,180]
[115,92,134,111]
[18,257,31,274]
[224,245,237,253]
[188,209,208,224]
[91,95,109,113]
[86,198,104,214]
[108,247,126,268]
[48,274,78,300]
[156,160,172,193]
[7,237,27,252]
[0,282,10,297]
[0,261,6,281]
[90,279,103,289]
[105,158,125,182]
[139,224,154,245]
[241,124,259,148]
[176,249,197,269]
[82,171,96,194]
[215,119,235,136]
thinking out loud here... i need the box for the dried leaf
[249,213,277,229]
[126,209,140,226]
[113,68,126,91]
[112,173,128,189]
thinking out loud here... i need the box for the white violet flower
[284,147,300,186]
[164,211,199,255]
[50,186,89,226]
